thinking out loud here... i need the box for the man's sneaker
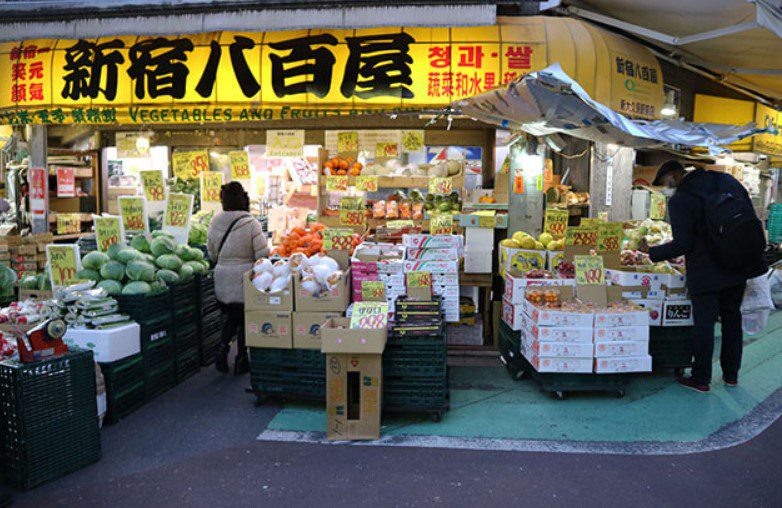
[678,376,710,393]
[723,377,738,387]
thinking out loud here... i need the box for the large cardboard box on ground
[293,311,343,349]
[245,310,292,349]
[244,271,294,311]
[294,268,351,312]
[321,318,387,441]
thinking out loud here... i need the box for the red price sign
[574,255,605,285]
[565,226,597,247]
[339,209,366,227]
[55,167,75,197]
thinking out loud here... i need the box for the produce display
[78,232,209,296]
[188,210,214,246]
[525,290,645,314]
[168,176,201,213]
[355,158,461,178]
[18,272,52,292]
[622,219,671,250]
[0,264,18,299]
[501,230,563,251]
[251,253,343,296]
[323,155,363,176]
[271,222,325,257]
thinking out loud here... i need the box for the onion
[253,258,273,274]
[252,272,273,292]
[269,275,291,294]
[312,264,333,285]
[289,252,306,272]
[273,262,291,279]
[301,279,320,295]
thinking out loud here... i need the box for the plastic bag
[743,309,771,335]
[741,272,774,312]
[769,269,782,308]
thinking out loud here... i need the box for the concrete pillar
[26,125,48,234]
[507,140,545,236]
[589,143,634,222]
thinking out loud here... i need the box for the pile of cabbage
[78,231,210,296]
[251,252,343,296]
[0,264,19,299]
[18,272,52,292]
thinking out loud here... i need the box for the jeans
[689,283,746,385]
[219,302,246,359]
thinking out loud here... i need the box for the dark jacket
[649,169,757,295]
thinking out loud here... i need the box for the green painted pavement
[265,312,782,443]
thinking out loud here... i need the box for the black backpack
[684,172,766,275]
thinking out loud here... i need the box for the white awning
[563,0,782,102]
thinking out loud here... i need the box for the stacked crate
[8,233,51,279]
[117,289,176,401]
[383,296,449,414]
[0,350,101,489]
[99,353,146,424]
[198,272,222,366]
[169,279,201,382]
[249,347,326,399]
[768,203,782,243]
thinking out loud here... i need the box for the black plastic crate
[175,346,201,383]
[175,325,200,354]
[251,368,326,398]
[140,313,173,351]
[200,331,222,366]
[173,304,198,325]
[104,379,146,425]
[99,354,144,396]
[249,347,326,370]
[145,362,176,401]
[168,278,198,309]
[649,326,693,369]
[116,288,171,325]
[143,336,175,374]
[0,350,101,490]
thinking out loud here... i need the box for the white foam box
[627,297,664,326]
[662,298,694,326]
[403,260,459,273]
[523,352,594,373]
[605,269,665,290]
[503,269,571,304]
[520,335,595,358]
[593,340,649,358]
[594,309,649,328]
[666,273,687,289]
[521,298,594,328]
[405,248,460,261]
[523,322,594,343]
[403,234,464,250]
[594,355,652,374]
[465,227,494,248]
[64,323,141,363]
[593,326,650,342]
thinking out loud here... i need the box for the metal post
[590,142,634,221]
[26,125,48,234]
[507,139,545,236]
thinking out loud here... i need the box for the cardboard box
[402,234,463,250]
[464,227,494,248]
[524,352,594,373]
[320,317,387,354]
[245,310,292,348]
[243,271,294,311]
[402,260,459,273]
[464,247,492,273]
[627,297,664,326]
[594,340,649,358]
[294,268,351,312]
[502,298,525,331]
[498,245,547,276]
[293,311,343,349]
[405,248,460,261]
[594,326,650,342]
[503,268,572,304]
[523,322,594,343]
[593,309,649,328]
[594,355,652,373]
[547,250,565,271]
[520,298,595,328]
[661,298,694,326]
[520,335,594,358]
[605,268,665,290]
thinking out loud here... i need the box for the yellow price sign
[229,151,251,180]
[326,175,349,192]
[200,171,223,203]
[355,175,378,192]
[94,216,122,252]
[140,170,165,202]
[544,208,569,239]
[119,197,146,233]
[574,255,605,285]
[56,213,81,235]
[565,226,598,247]
[429,177,453,195]
[650,193,667,220]
[477,210,496,228]
[46,244,80,288]
[361,280,386,302]
[172,150,209,180]
[406,271,432,288]
[266,130,304,158]
[337,131,358,153]
[375,142,398,158]
[580,218,604,228]
[597,222,623,252]
[430,213,453,235]
[386,220,414,229]
[165,193,192,228]
[339,209,366,227]
[349,301,389,329]
[322,228,354,250]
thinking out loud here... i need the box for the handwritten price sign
[430,213,453,235]
[544,208,569,239]
[94,216,121,252]
[46,244,81,288]
[229,151,251,180]
[322,228,354,250]
[119,197,146,233]
[339,209,366,227]
[56,213,81,235]
[200,171,223,204]
[165,193,192,228]
[580,218,603,228]
[140,170,165,202]
[55,167,75,197]
[406,271,432,288]
[349,302,389,329]
[355,175,378,192]
[649,193,667,220]
[597,222,623,252]
[361,281,386,302]
[429,177,452,195]
[337,131,358,153]
[565,226,598,247]
[172,150,209,180]
[326,175,349,192]
[386,220,414,229]
[574,255,605,285]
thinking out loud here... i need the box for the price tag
[326,175,349,192]
[430,213,453,235]
[580,218,603,228]
[340,196,364,210]
[94,215,122,252]
[565,226,598,247]
[172,150,209,180]
[597,222,623,252]
[119,196,147,234]
[574,255,605,285]
[349,301,389,329]
[165,193,192,228]
[406,271,432,288]
[55,167,75,197]
[544,208,568,239]
[361,280,386,302]
[46,244,81,289]
[477,210,496,228]
[29,167,47,218]
[429,177,453,195]
[598,211,609,221]
[140,170,166,202]
[650,193,667,220]
[56,213,81,235]
[200,171,223,208]
[229,150,251,180]
[322,228,353,251]
[375,142,398,158]
[386,220,415,229]
[339,209,366,227]
[337,131,358,153]
[265,130,304,158]
[355,175,378,192]
[401,130,424,153]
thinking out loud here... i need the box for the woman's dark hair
[220,181,250,212]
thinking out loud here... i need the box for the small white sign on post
[163,192,194,245]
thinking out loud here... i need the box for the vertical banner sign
[46,244,81,289]
[544,208,568,239]
[56,213,81,235]
[200,171,224,212]
[29,167,47,218]
[94,215,122,252]
[140,170,166,202]
[229,150,251,180]
[337,131,358,153]
[55,167,75,197]
[163,192,194,245]
[265,130,305,158]
[597,222,623,252]
[574,255,605,285]
[649,193,667,220]
[349,302,389,329]
[118,196,149,238]
[430,213,453,235]
[172,150,209,180]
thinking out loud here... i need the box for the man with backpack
[647,161,767,393]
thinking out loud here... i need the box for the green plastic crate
[145,362,176,401]
[140,313,173,351]
[104,379,146,425]
[168,278,198,309]
[116,288,171,325]
[175,346,201,383]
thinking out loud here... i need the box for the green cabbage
[130,234,151,253]
[174,244,191,261]
[184,260,207,275]
[188,223,208,245]
[156,254,183,271]
[82,251,109,270]
[126,260,156,282]
[150,236,177,257]
[121,281,151,295]
[178,264,194,281]
[140,253,155,263]
[116,248,143,264]
[156,269,180,284]
[107,243,128,261]
[76,269,101,282]
[199,260,210,271]
[20,274,38,289]
[188,246,205,261]
[151,230,175,239]
[96,279,122,296]
[36,273,48,290]
[100,260,126,281]
[0,264,17,295]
